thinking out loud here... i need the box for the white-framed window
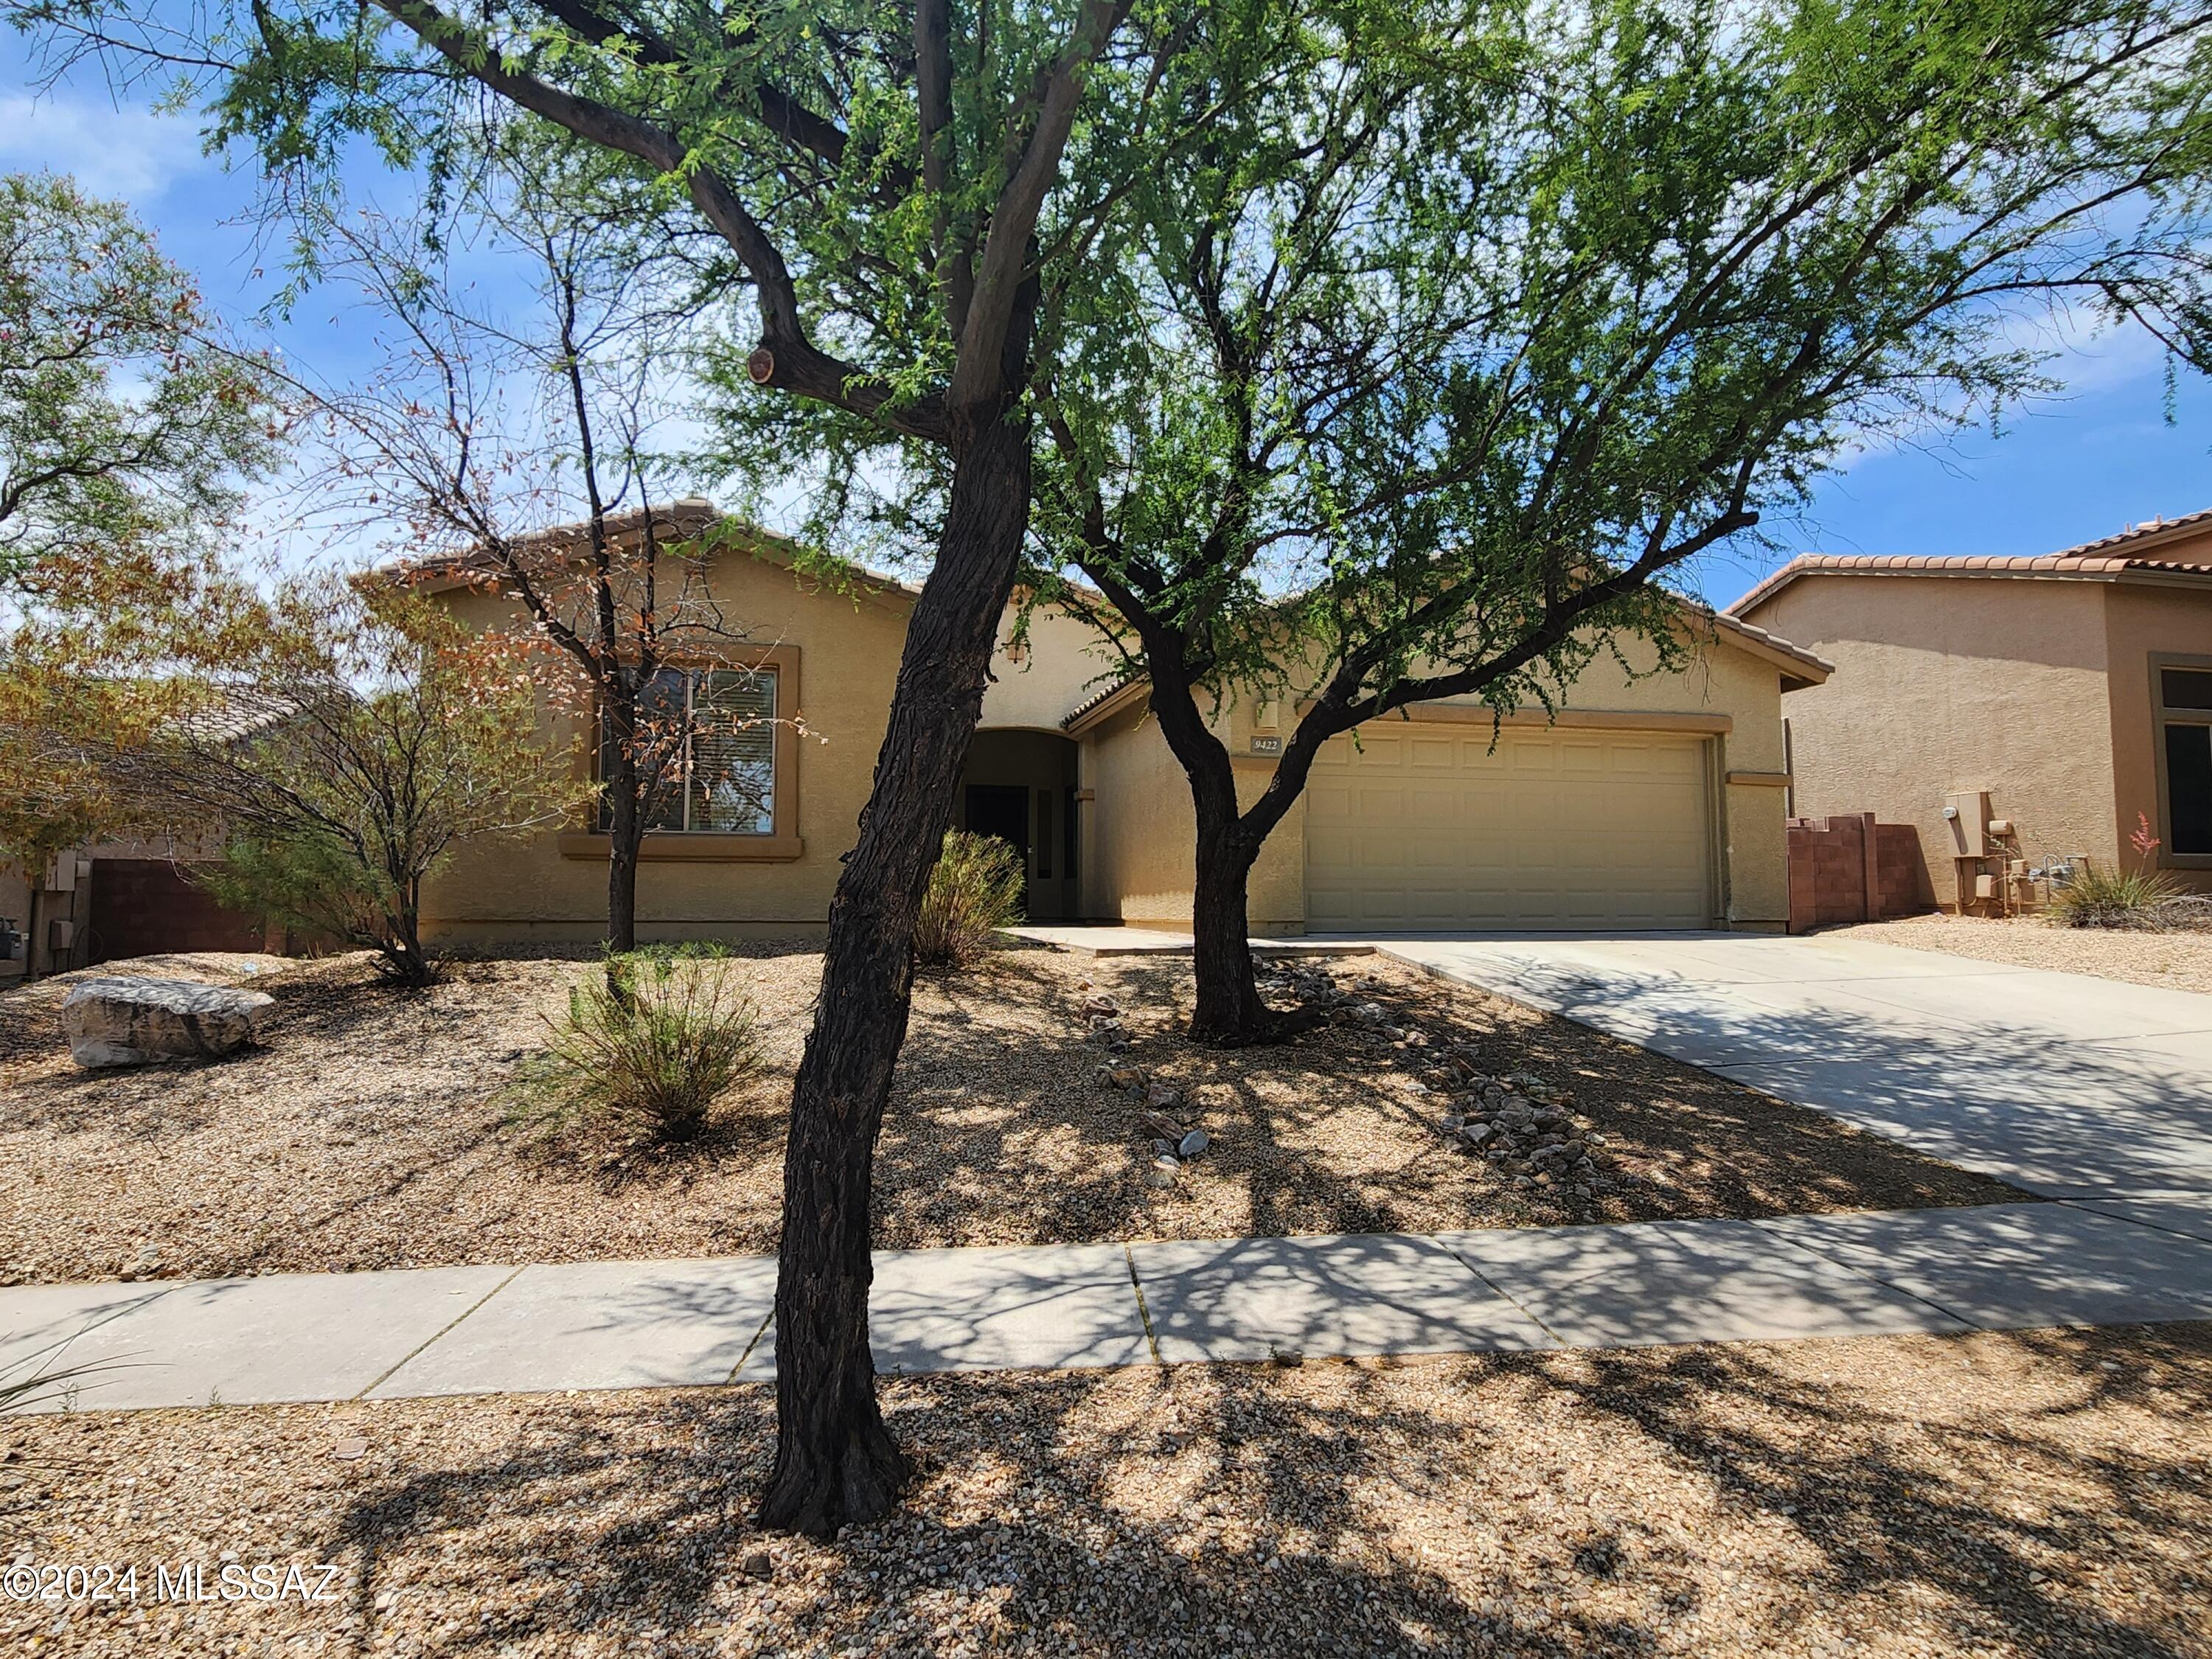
[2156,661,2212,862]
[599,667,776,835]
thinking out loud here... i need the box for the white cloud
[1829,304,2174,475]
[0,91,212,202]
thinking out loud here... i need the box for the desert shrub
[534,945,760,1141]
[2052,863,2188,930]
[914,830,1025,967]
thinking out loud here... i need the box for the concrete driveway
[1357,931,2212,1200]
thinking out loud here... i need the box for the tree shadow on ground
[1505,1321,2212,1656]
[279,1321,2212,1657]
[873,947,2017,1253]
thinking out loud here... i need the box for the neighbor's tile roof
[373,499,924,599]
[1706,611,1834,680]
[1729,507,2212,616]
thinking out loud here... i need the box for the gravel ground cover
[1825,913,2212,996]
[4,1321,2208,1658]
[0,945,2014,1287]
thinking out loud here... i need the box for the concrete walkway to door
[1361,931,2212,1200]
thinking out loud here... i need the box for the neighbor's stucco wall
[2103,580,2212,894]
[420,548,911,942]
[0,865,28,980]
[1742,574,2120,907]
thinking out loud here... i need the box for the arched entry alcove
[959,729,1081,920]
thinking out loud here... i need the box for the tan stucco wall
[1079,702,1307,933]
[0,865,28,980]
[420,549,912,942]
[1742,575,2121,906]
[2103,580,2212,894]
[420,546,1799,941]
[979,602,1121,732]
[1080,624,1795,932]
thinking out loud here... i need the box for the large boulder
[60,976,275,1068]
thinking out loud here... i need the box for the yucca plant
[2052,863,2185,930]
[2,1339,134,1415]
[914,830,1026,968]
[536,945,760,1141]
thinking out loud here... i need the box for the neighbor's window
[2157,666,2212,858]
[599,667,776,835]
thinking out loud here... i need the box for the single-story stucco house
[1729,509,2212,911]
[400,502,1829,942]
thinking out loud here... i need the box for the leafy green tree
[0,172,279,964]
[12,0,1317,1530]
[0,533,242,979]
[0,172,279,588]
[1039,0,2212,1043]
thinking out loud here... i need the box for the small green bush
[914,830,1026,967]
[2052,863,2185,930]
[534,946,760,1141]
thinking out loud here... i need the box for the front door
[964,785,1032,914]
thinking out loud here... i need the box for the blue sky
[7,46,2208,607]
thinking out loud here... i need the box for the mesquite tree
[0,172,279,589]
[1038,0,2212,1043]
[0,171,279,968]
[301,174,770,956]
[12,0,1320,1529]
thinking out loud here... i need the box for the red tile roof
[1728,508,2212,616]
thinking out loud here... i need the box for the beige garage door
[1305,723,1714,930]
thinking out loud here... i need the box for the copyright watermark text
[4,1560,344,1606]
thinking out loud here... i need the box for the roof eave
[1062,678,1149,737]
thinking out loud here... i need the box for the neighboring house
[0,852,87,981]
[1,830,276,984]
[0,693,307,982]
[1729,511,2212,911]
[400,501,1830,942]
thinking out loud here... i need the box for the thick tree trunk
[756,412,1032,1539]
[1189,799,1266,1043]
[1141,663,1279,1045]
[386,886,435,988]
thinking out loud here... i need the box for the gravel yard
[0,944,2014,1287]
[1826,912,2212,995]
[4,1321,2207,1657]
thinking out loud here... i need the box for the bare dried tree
[297,167,783,953]
[112,578,577,986]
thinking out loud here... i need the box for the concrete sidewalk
[1364,932,2212,1197]
[4,1199,2208,1413]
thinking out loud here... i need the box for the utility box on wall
[1944,789,1993,858]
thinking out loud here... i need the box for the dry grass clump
[523,945,761,1143]
[914,830,1025,967]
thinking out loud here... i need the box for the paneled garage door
[1305,723,1714,930]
